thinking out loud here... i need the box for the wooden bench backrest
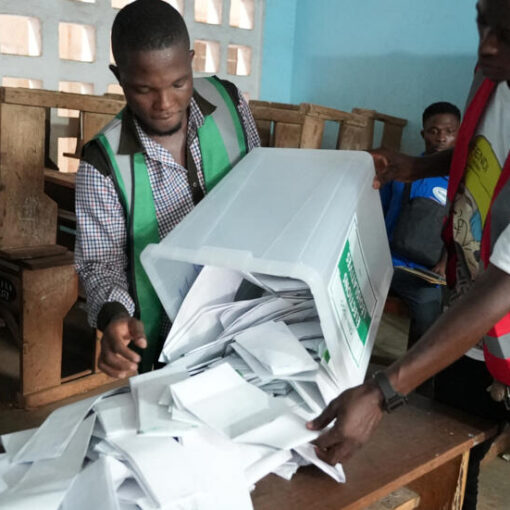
[249,99,372,151]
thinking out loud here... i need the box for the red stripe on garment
[484,345,510,386]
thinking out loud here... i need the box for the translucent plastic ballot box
[142,148,393,393]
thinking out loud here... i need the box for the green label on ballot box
[329,216,377,366]
[339,240,371,343]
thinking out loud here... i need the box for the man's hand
[431,257,447,277]
[98,316,147,378]
[370,148,418,189]
[371,147,453,189]
[306,381,384,465]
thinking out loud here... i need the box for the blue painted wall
[259,0,297,104]
[261,0,478,154]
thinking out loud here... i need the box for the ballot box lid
[142,148,393,390]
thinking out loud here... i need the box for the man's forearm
[413,147,454,180]
[386,263,510,395]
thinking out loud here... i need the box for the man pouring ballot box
[75,0,260,376]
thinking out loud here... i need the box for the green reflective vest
[93,76,248,372]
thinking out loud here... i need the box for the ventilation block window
[193,40,220,73]
[111,0,133,8]
[167,0,184,14]
[227,44,251,76]
[58,138,79,173]
[59,22,96,62]
[195,0,222,25]
[229,0,254,30]
[58,81,94,118]
[2,77,42,89]
[107,83,124,95]
[0,15,41,56]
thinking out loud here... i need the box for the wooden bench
[351,108,408,152]
[249,100,372,150]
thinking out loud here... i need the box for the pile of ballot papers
[0,268,346,510]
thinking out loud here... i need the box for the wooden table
[252,398,496,510]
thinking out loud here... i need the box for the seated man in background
[380,102,461,350]
[75,0,260,378]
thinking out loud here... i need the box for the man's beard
[136,116,183,137]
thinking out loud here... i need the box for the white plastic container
[142,148,393,392]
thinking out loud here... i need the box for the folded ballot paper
[0,149,392,509]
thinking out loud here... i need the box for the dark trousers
[390,269,443,349]
[435,356,510,510]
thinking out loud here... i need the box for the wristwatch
[372,371,407,413]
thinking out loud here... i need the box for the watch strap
[372,371,407,413]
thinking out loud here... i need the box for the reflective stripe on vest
[444,77,510,386]
[194,76,247,191]
[94,77,246,371]
[96,129,163,373]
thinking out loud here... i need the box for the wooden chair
[351,108,408,152]
[249,100,372,150]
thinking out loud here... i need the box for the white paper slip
[0,462,30,492]
[166,266,244,344]
[250,273,309,294]
[287,320,323,340]
[234,412,319,450]
[294,443,345,483]
[177,429,254,510]
[133,369,188,434]
[274,300,318,324]
[94,393,137,438]
[182,425,276,480]
[231,342,273,382]
[316,365,342,405]
[290,380,326,414]
[111,434,253,510]
[167,335,232,371]
[117,478,148,507]
[170,363,287,438]
[108,435,191,507]
[271,459,300,481]
[235,321,318,376]
[245,448,293,486]
[60,456,119,510]
[219,296,272,330]
[158,386,172,407]
[12,394,102,464]
[0,415,96,510]
[161,302,232,362]
[301,338,324,353]
[0,428,37,460]
[221,297,295,337]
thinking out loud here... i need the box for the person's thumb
[306,400,338,430]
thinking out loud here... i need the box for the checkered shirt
[75,89,260,329]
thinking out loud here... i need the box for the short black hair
[111,0,190,67]
[422,102,461,126]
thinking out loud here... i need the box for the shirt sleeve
[236,92,261,151]
[74,160,135,328]
[490,223,510,275]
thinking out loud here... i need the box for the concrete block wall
[0,0,264,97]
